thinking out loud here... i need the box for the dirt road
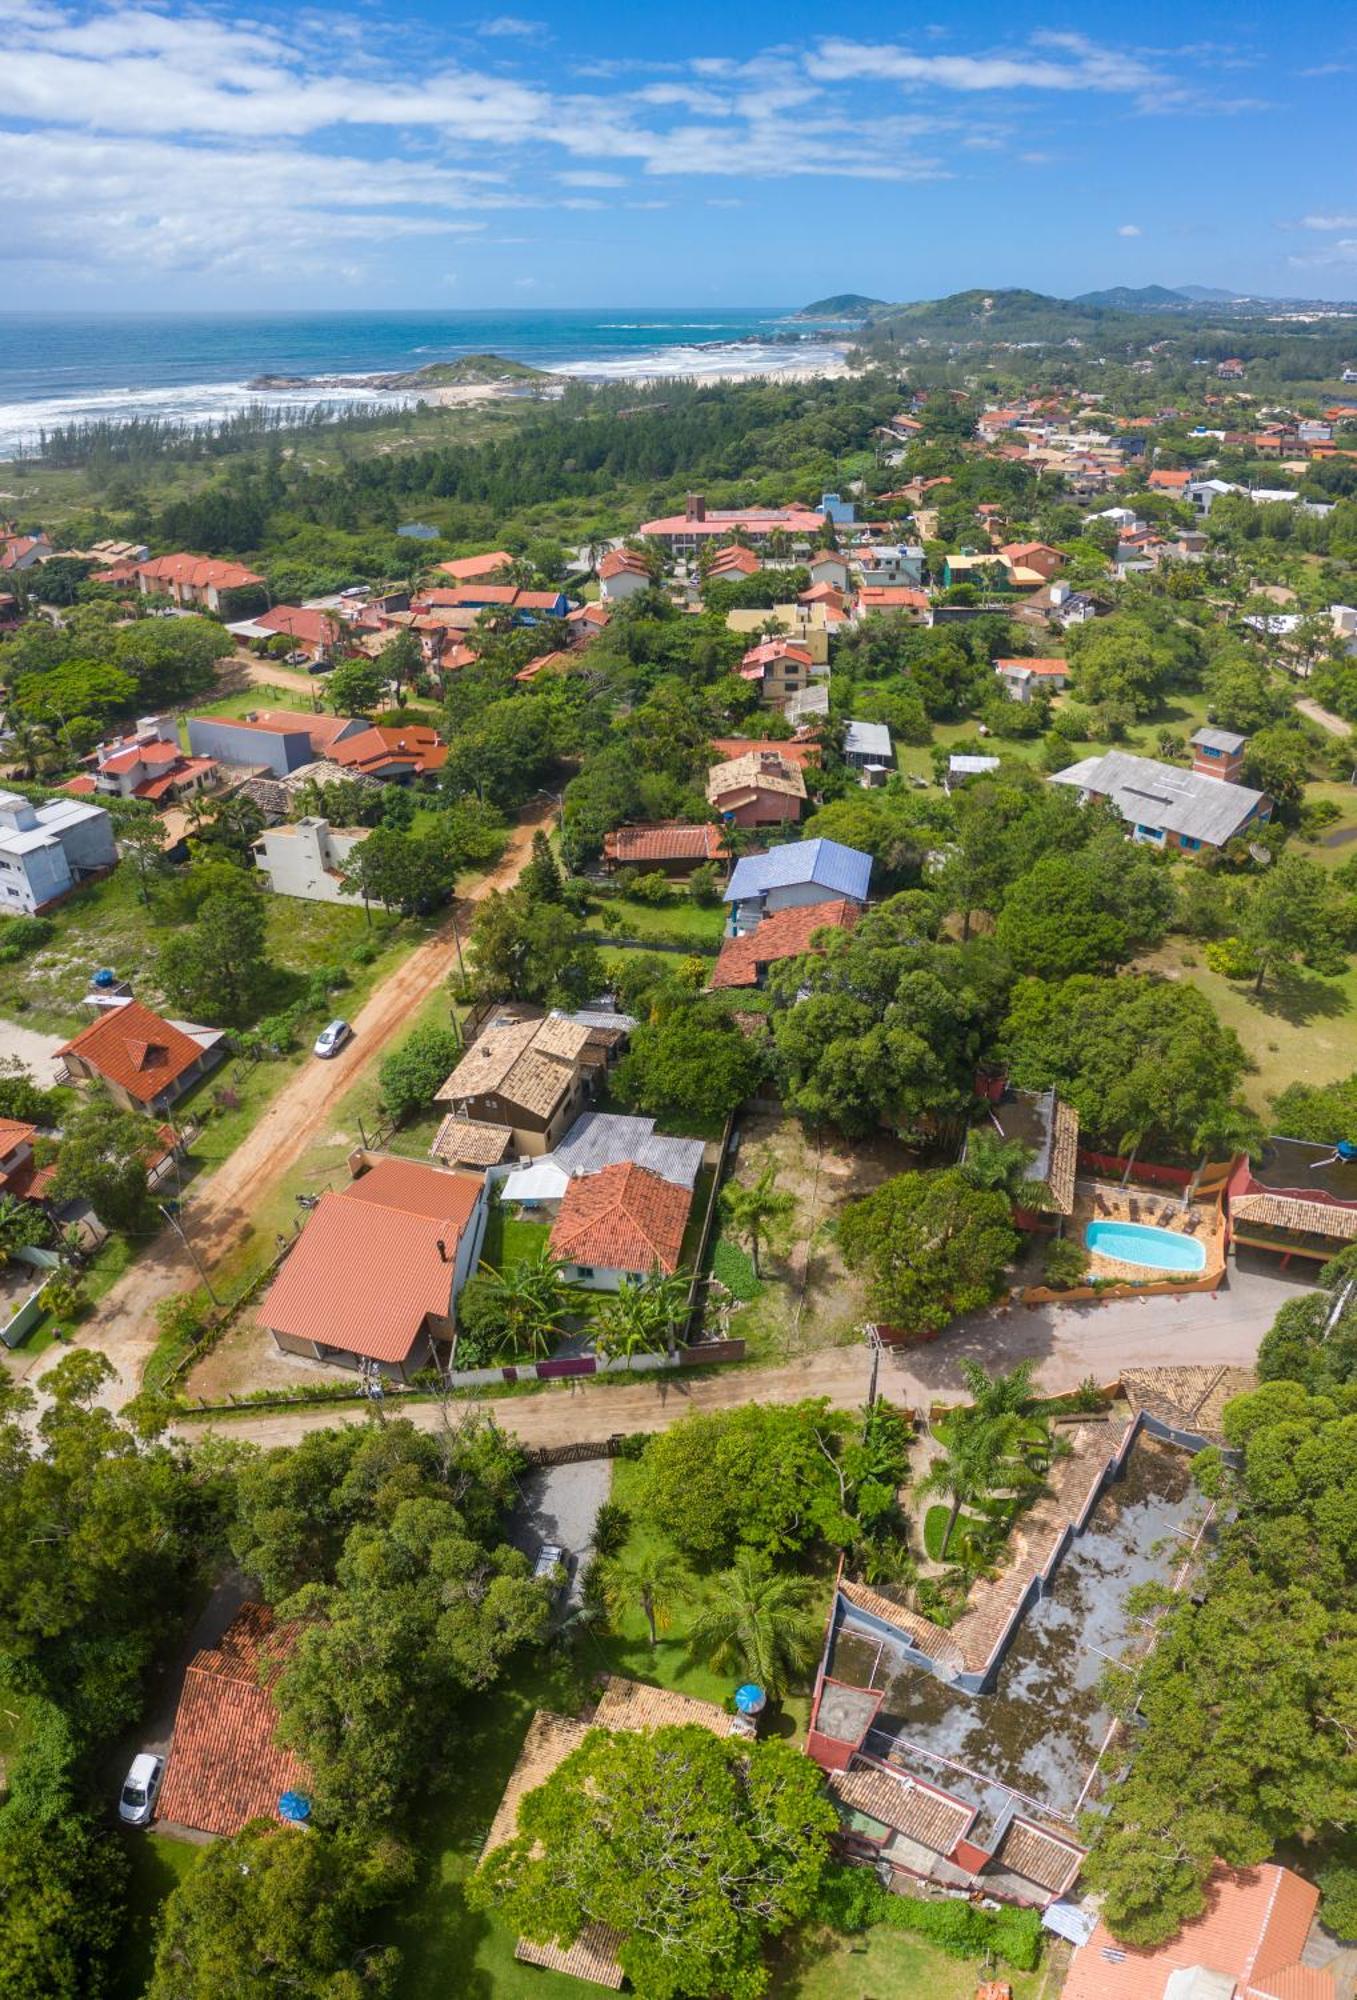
[223,655,329,700]
[1297,696,1352,739]
[83,805,553,1403]
[176,1253,1299,1453]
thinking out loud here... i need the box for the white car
[119,1753,163,1826]
[313,1019,352,1059]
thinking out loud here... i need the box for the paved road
[176,1252,1307,1452]
[75,804,555,1408]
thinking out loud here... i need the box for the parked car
[119,1753,163,1826]
[533,1542,569,1594]
[313,1019,352,1059]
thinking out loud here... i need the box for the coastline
[0,319,855,456]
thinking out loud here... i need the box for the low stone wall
[1020,1267,1225,1307]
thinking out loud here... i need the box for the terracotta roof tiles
[549,1162,692,1276]
[708,898,858,990]
[602,823,726,867]
[156,1604,309,1838]
[56,1000,207,1104]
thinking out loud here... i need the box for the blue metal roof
[723,837,872,905]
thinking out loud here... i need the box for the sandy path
[81,805,553,1403]
[175,1256,1295,1452]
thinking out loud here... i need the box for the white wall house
[252,817,370,904]
[0,792,117,915]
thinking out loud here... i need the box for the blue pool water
[1083,1220,1207,1274]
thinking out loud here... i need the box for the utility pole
[159,1202,221,1308]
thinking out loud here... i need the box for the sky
[3,0,1356,311]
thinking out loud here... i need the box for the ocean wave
[552,338,848,382]
[0,376,411,459]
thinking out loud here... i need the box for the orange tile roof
[249,710,354,757]
[259,1160,482,1364]
[549,1162,692,1276]
[156,1604,310,1838]
[599,548,652,580]
[138,553,263,591]
[253,605,340,648]
[331,724,446,776]
[56,1000,207,1104]
[1064,1865,1331,2000]
[710,736,821,769]
[708,898,858,989]
[994,656,1068,675]
[602,823,727,866]
[436,551,513,581]
[856,586,930,610]
[0,1118,36,1162]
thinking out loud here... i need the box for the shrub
[807,1867,1042,1969]
[591,1501,630,1558]
[1204,935,1260,980]
[689,863,721,907]
[1299,797,1342,840]
[629,871,671,906]
[0,915,53,964]
[1043,1237,1090,1290]
[711,1236,760,1302]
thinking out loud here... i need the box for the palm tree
[959,1130,1034,1199]
[688,1550,822,1698]
[478,1245,572,1361]
[602,1544,691,1647]
[919,1422,1008,1562]
[719,1167,795,1279]
[0,1194,49,1270]
[4,719,57,781]
[593,1273,688,1361]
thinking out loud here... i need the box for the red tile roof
[994,656,1068,676]
[856,586,930,611]
[1148,469,1191,489]
[599,549,652,580]
[1064,1865,1332,2000]
[549,1162,691,1276]
[259,1160,482,1364]
[0,1118,36,1164]
[156,1604,310,1838]
[138,554,263,592]
[253,605,340,648]
[56,1000,207,1104]
[331,724,446,776]
[249,710,355,757]
[708,898,858,989]
[602,822,727,866]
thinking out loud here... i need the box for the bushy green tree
[377,1024,461,1121]
[472,1726,837,2000]
[838,1168,1018,1335]
[614,1000,766,1126]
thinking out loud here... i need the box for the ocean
[0,307,852,460]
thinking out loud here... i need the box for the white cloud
[1118,223,1143,236]
[478,16,544,37]
[1298,213,1357,230]
[1290,238,1357,267]
[557,170,627,187]
[808,32,1163,96]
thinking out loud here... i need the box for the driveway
[178,1248,1307,1453]
[511,1460,611,1614]
[0,1019,67,1082]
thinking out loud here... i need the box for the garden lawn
[107,1829,203,2000]
[891,689,1217,784]
[1137,935,1357,1112]
[584,894,726,946]
[482,1208,551,1272]
[767,1922,1046,2000]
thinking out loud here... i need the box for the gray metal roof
[844,719,893,759]
[1050,751,1266,846]
[553,1113,704,1191]
[724,837,873,905]
[1190,727,1246,754]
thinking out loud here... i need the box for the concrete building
[706,749,807,828]
[252,817,369,904]
[187,715,317,777]
[843,719,893,782]
[0,791,117,915]
[56,998,225,1114]
[136,554,264,612]
[597,549,653,601]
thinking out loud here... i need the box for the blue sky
[3,0,1356,309]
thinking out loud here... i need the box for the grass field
[1138,936,1357,1113]
[767,1923,1046,1999]
[482,1207,551,1272]
[107,1830,203,2000]
[584,892,726,946]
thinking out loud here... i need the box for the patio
[1073,1180,1226,1285]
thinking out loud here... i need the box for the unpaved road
[1297,696,1352,739]
[82,805,553,1404]
[176,1253,1304,1452]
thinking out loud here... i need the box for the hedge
[809,1865,1042,1970]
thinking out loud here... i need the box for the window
[1179,835,1201,852]
[575,1265,594,1279]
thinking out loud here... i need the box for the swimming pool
[1083,1220,1207,1274]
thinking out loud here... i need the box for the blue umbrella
[278,1792,311,1823]
[734,1683,766,1715]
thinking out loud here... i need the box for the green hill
[796,293,886,319]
